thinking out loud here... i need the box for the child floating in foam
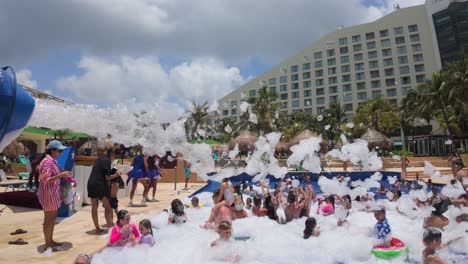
[139,219,155,247]
[303,217,320,239]
[168,199,187,224]
[422,227,463,264]
[186,196,202,208]
[211,221,232,247]
[373,207,392,247]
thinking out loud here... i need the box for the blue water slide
[0,66,35,151]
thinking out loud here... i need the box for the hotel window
[249,90,256,97]
[316,88,324,95]
[303,72,311,79]
[367,41,376,50]
[304,99,312,106]
[382,48,392,57]
[291,74,299,81]
[316,79,324,86]
[314,51,322,60]
[292,82,299,90]
[340,46,349,54]
[315,60,323,68]
[231,101,237,108]
[281,110,288,115]
[358,92,367,100]
[370,70,380,78]
[327,58,336,66]
[343,84,352,92]
[371,80,381,88]
[223,110,228,116]
[394,26,404,35]
[353,44,362,52]
[397,46,407,55]
[413,54,424,62]
[303,80,311,88]
[291,65,298,73]
[269,78,276,85]
[317,107,325,113]
[329,95,338,103]
[383,58,393,67]
[384,68,394,77]
[328,67,337,75]
[380,29,389,38]
[410,34,420,42]
[327,49,335,57]
[354,53,364,61]
[231,109,237,115]
[341,65,350,73]
[357,82,366,90]
[343,93,353,102]
[399,66,410,75]
[280,84,288,92]
[280,93,288,100]
[401,76,411,85]
[369,60,379,69]
[354,62,365,71]
[401,86,411,96]
[381,39,391,47]
[356,72,365,80]
[368,51,377,59]
[415,64,425,73]
[280,76,287,83]
[315,70,323,77]
[352,35,361,43]
[412,44,422,52]
[395,36,405,45]
[398,56,408,64]
[344,103,353,112]
[329,86,338,94]
[328,77,337,84]
[366,32,375,40]
[339,37,348,46]
[317,97,325,105]
[292,91,300,99]
[416,74,426,83]
[342,74,351,82]
[385,78,396,86]
[340,55,349,64]
[223,102,228,109]
[269,87,276,94]
[305,108,312,114]
[304,90,312,97]
[408,24,418,32]
[303,63,311,71]
[372,90,382,98]
[281,102,288,109]
[387,88,397,97]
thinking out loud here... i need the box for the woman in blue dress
[126,145,150,206]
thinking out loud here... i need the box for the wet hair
[432,198,451,216]
[139,219,153,236]
[191,196,199,204]
[222,178,229,183]
[344,195,352,205]
[171,199,185,217]
[242,183,248,190]
[326,195,335,209]
[394,190,402,199]
[117,209,129,224]
[287,192,296,204]
[233,184,241,195]
[253,196,262,207]
[423,227,442,244]
[147,155,156,170]
[303,217,317,239]
[218,221,232,231]
[264,194,278,221]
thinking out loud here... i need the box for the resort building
[216,0,466,122]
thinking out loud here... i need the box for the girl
[206,178,234,224]
[303,217,320,239]
[108,210,140,247]
[127,145,150,206]
[146,155,160,202]
[139,219,155,246]
[211,221,232,247]
[183,160,191,190]
[168,199,187,224]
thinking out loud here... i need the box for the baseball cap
[46,140,67,150]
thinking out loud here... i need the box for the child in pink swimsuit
[108,210,140,247]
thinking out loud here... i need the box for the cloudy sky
[1,0,425,121]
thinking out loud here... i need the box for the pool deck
[0,183,204,264]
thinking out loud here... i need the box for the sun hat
[46,140,67,150]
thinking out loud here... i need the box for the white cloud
[16,69,38,89]
[56,55,247,121]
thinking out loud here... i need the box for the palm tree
[214,117,237,143]
[247,86,279,135]
[323,102,347,145]
[353,96,399,136]
[185,100,210,140]
[446,53,468,133]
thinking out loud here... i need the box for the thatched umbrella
[288,129,328,154]
[229,130,258,152]
[275,141,290,153]
[212,143,229,153]
[360,128,392,150]
[1,140,28,161]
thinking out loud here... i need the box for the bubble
[224,125,232,133]
[317,115,323,121]
[324,125,331,130]
[345,122,354,129]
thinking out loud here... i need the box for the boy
[373,208,392,247]
[423,227,462,264]
[211,221,232,247]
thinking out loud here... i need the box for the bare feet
[95,228,106,234]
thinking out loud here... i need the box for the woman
[126,145,150,206]
[37,140,72,252]
[87,148,119,233]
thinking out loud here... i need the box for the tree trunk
[400,125,406,151]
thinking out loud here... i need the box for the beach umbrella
[229,130,258,152]
[360,128,392,150]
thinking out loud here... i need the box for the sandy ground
[0,183,203,264]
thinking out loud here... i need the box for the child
[190,196,201,208]
[139,219,155,246]
[108,210,140,247]
[245,197,252,210]
[147,155,160,202]
[168,199,187,224]
[211,221,232,247]
[252,196,267,217]
[206,178,234,224]
[183,160,191,190]
[109,164,124,216]
[422,227,462,264]
[373,208,392,247]
[303,217,320,239]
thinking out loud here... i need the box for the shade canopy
[229,130,258,152]
[360,128,392,149]
[288,129,328,154]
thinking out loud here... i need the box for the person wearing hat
[37,140,72,252]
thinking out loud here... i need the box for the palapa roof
[360,128,392,149]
